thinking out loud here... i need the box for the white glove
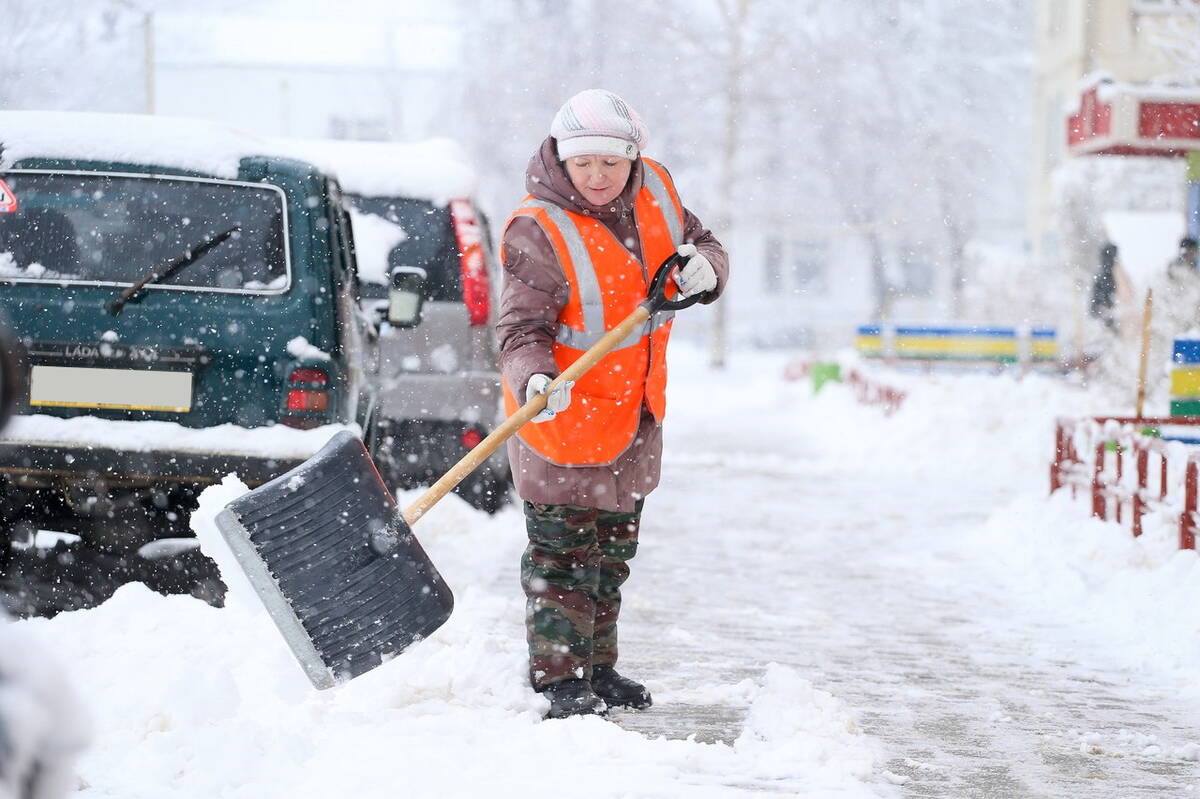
[526,373,573,423]
[673,243,718,297]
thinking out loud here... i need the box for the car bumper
[377,371,501,424]
[0,440,305,488]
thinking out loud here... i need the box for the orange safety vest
[501,158,686,467]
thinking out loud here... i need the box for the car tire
[455,469,512,515]
[0,519,33,572]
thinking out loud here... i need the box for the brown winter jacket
[497,136,729,512]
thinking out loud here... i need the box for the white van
[272,137,510,512]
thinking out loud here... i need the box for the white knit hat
[551,89,649,161]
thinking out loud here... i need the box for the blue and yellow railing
[856,325,1058,366]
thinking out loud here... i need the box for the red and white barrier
[1051,416,1200,549]
[844,369,906,416]
[783,360,906,416]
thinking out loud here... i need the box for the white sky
[153,1,460,71]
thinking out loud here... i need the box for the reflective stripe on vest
[642,160,683,247]
[519,198,672,352]
[518,162,684,353]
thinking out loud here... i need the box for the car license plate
[30,365,193,412]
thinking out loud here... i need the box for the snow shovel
[215,252,703,689]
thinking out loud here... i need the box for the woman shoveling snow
[497,89,729,719]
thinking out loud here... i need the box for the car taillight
[286,390,329,411]
[450,198,490,327]
[283,367,330,427]
[290,367,329,385]
[461,428,483,449]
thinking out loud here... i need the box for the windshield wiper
[108,225,241,316]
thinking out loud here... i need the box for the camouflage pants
[521,499,643,689]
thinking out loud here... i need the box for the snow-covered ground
[9,342,1200,797]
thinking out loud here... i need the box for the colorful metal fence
[1051,416,1200,549]
[1170,338,1200,418]
[783,359,906,416]
[857,325,1058,367]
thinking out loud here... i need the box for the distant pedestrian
[497,89,729,719]
[1090,242,1119,330]
[1168,236,1199,282]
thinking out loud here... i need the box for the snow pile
[0,111,265,179]
[0,413,354,459]
[805,363,1103,493]
[969,491,1200,691]
[8,464,891,797]
[733,664,876,784]
[814,357,1200,700]
[345,205,407,285]
[269,137,477,204]
[190,475,264,616]
[0,618,91,799]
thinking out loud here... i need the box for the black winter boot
[539,678,608,719]
[590,665,652,710]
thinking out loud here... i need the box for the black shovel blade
[214,430,453,689]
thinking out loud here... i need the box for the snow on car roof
[0,113,479,203]
[269,136,477,205]
[0,110,268,179]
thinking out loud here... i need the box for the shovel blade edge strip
[215,507,337,689]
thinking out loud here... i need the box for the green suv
[0,112,389,555]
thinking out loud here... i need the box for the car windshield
[0,171,288,292]
[347,195,459,301]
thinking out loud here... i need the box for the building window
[328,116,390,141]
[762,237,828,295]
[790,239,829,294]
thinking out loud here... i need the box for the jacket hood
[525,136,644,224]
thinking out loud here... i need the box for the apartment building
[1029,0,1200,265]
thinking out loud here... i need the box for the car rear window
[0,170,288,293]
[347,196,459,302]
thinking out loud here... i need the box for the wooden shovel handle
[1135,288,1153,419]
[401,303,652,525]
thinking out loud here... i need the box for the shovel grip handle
[647,252,706,313]
[401,304,653,526]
